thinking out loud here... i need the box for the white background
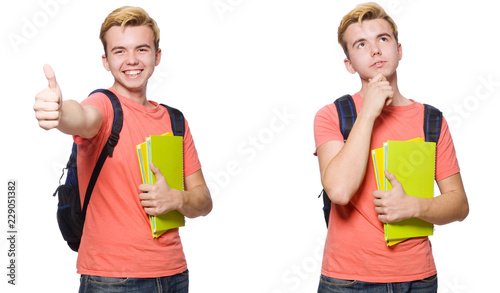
[1,0,499,292]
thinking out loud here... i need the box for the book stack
[371,138,436,246]
[137,132,185,238]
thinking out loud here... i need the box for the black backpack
[319,94,443,227]
[53,89,185,251]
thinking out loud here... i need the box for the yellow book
[136,141,150,185]
[371,147,386,191]
[383,139,435,245]
[371,144,401,246]
[136,132,185,238]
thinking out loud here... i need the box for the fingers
[372,189,383,200]
[34,87,61,130]
[43,64,58,90]
[367,74,393,96]
[150,163,160,174]
[369,73,387,83]
[368,74,394,108]
[150,163,168,185]
[35,64,63,130]
[138,163,168,202]
[384,170,400,187]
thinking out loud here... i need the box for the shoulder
[315,103,337,121]
[314,93,360,124]
[81,89,116,117]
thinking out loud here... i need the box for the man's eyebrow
[352,38,367,49]
[377,33,392,39]
[351,33,393,48]
[136,44,152,49]
[110,44,152,51]
[110,45,126,52]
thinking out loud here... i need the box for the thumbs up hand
[34,64,63,130]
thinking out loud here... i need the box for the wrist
[174,188,186,212]
[353,110,376,133]
[412,196,429,220]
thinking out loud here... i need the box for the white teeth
[125,70,141,76]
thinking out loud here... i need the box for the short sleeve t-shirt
[314,93,460,282]
[74,88,201,278]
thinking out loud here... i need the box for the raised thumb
[43,64,58,90]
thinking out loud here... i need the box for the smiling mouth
[124,70,142,77]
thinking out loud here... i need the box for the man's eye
[380,37,388,42]
[357,43,365,49]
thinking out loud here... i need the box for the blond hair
[100,6,160,53]
[338,2,398,58]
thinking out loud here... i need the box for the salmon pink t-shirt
[74,89,201,278]
[314,93,460,282]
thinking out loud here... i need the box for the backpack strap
[334,95,357,142]
[81,89,123,221]
[423,104,442,143]
[320,95,357,227]
[161,104,185,137]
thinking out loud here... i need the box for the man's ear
[155,48,162,66]
[344,57,357,74]
[102,54,110,71]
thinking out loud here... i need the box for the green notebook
[137,133,185,238]
[383,140,436,245]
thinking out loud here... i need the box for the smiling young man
[314,2,468,292]
[34,6,212,292]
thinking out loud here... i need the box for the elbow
[202,199,213,217]
[202,188,213,216]
[321,172,357,206]
[324,186,352,206]
[455,192,469,222]
[187,192,213,219]
[457,201,469,222]
[441,198,469,225]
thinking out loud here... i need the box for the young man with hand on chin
[314,2,468,292]
[34,6,212,292]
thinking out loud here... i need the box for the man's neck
[112,83,155,108]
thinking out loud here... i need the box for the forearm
[321,113,376,205]
[177,184,212,219]
[414,174,469,225]
[416,192,468,225]
[57,100,102,138]
[176,169,212,218]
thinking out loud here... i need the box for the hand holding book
[373,169,420,224]
[136,133,185,238]
[371,138,436,246]
[138,162,183,217]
